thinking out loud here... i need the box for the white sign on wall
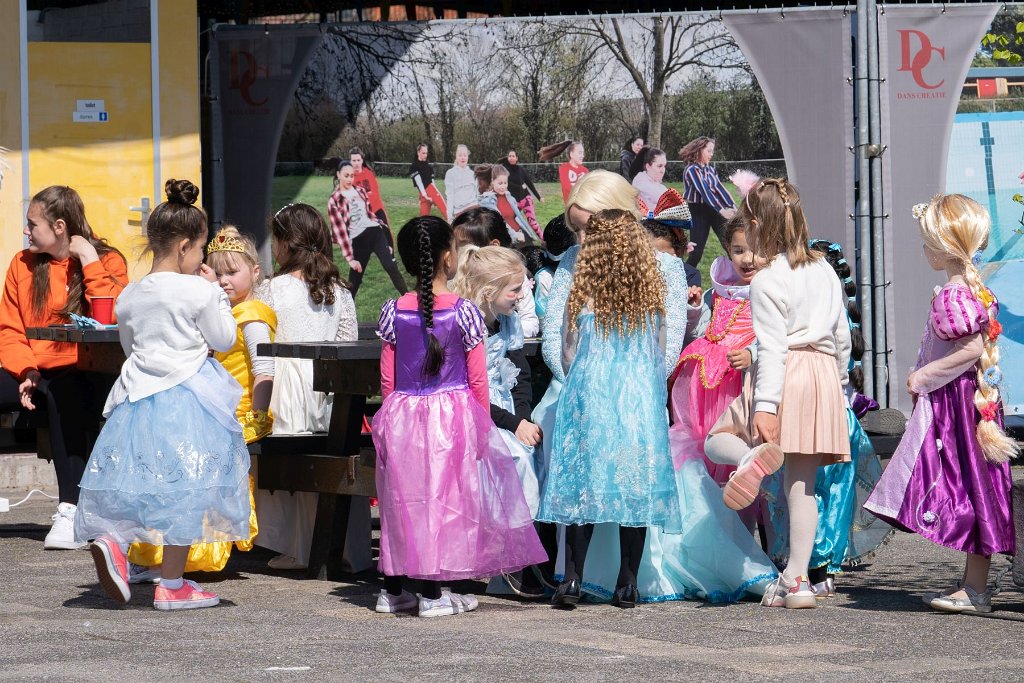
[73,99,108,123]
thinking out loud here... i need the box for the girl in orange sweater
[0,185,127,550]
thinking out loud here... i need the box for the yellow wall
[0,3,24,265]
[1,1,201,279]
[158,0,201,196]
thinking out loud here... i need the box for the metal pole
[854,0,875,398]
[866,0,888,407]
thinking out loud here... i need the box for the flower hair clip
[984,366,1002,388]
[911,203,928,220]
[979,400,999,422]
[988,319,1003,342]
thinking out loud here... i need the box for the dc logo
[229,49,269,107]
[897,29,945,90]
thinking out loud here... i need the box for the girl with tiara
[75,180,249,610]
[126,226,275,577]
[372,216,546,618]
[452,245,548,597]
[764,240,891,598]
[704,178,851,610]
[538,209,682,609]
[254,203,359,572]
[866,195,1017,614]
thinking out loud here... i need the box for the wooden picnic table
[25,326,125,374]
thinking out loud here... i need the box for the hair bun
[164,178,199,206]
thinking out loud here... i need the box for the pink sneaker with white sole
[723,443,784,511]
[153,579,220,611]
[90,535,130,604]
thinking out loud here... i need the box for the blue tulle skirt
[567,459,777,603]
[74,360,251,546]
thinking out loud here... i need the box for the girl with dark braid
[371,216,546,618]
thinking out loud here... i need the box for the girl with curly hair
[537,209,681,609]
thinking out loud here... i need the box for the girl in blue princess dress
[74,179,249,611]
[537,208,682,609]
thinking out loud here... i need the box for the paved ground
[2,492,1024,683]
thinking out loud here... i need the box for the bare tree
[495,22,607,161]
[565,15,745,147]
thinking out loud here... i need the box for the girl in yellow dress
[127,226,276,576]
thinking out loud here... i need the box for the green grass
[271,175,728,322]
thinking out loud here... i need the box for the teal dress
[537,311,681,532]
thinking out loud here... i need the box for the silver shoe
[920,580,962,606]
[929,585,993,614]
[812,577,836,598]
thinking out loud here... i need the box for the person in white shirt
[74,179,249,612]
[704,178,851,611]
[444,144,478,221]
[631,147,670,209]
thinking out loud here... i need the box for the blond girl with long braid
[866,194,1017,614]
[537,209,681,609]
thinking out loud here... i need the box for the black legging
[0,368,111,504]
[384,575,441,600]
[564,524,648,587]
[347,224,408,298]
[686,202,729,268]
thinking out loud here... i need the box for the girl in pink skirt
[371,216,546,618]
[705,178,852,609]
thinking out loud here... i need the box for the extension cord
[0,489,56,512]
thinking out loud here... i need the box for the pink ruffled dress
[669,257,756,481]
[372,293,547,581]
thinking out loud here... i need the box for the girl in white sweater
[705,178,851,609]
[75,179,249,611]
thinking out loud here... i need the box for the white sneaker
[375,589,418,613]
[417,590,479,618]
[268,554,307,570]
[44,503,87,550]
[128,563,162,585]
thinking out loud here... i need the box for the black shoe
[503,570,546,600]
[611,584,638,608]
[551,579,581,608]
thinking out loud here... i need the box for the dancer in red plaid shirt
[327,160,408,298]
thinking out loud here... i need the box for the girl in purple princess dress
[865,194,1017,614]
[371,216,546,619]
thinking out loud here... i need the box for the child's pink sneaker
[89,535,130,604]
[153,580,220,611]
[723,443,784,510]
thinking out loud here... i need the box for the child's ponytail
[396,216,454,378]
[416,221,444,377]
[963,263,1017,463]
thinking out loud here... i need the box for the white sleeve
[198,282,237,353]
[834,295,852,388]
[517,275,540,338]
[335,288,359,341]
[242,320,274,377]
[750,272,789,415]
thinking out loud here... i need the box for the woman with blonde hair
[866,194,1016,614]
[537,210,680,608]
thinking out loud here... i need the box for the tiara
[911,203,928,220]
[206,233,249,256]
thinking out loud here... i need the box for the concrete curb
[0,452,57,491]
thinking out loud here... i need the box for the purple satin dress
[865,284,1014,556]
[371,297,546,581]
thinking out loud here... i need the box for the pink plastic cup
[91,296,114,325]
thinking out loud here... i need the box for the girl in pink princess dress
[865,194,1016,614]
[371,216,546,618]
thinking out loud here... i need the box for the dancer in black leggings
[679,137,737,268]
[327,160,408,298]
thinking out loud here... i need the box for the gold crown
[206,233,249,256]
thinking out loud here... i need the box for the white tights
[782,453,819,585]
